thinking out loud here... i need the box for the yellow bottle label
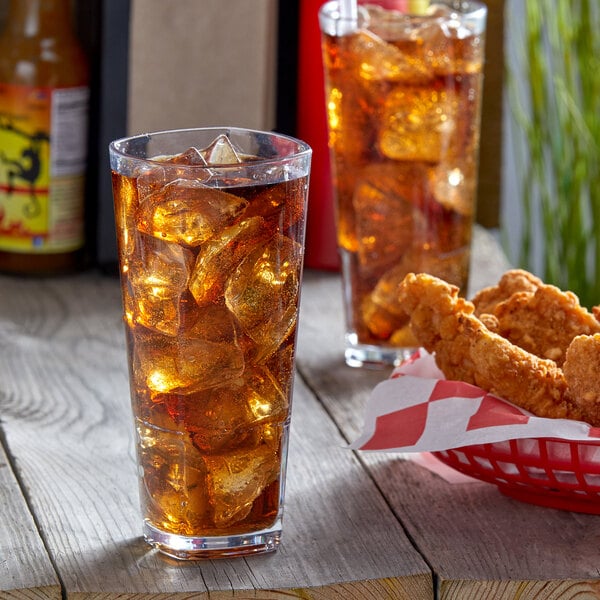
[0,83,88,253]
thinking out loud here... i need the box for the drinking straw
[338,0,358,34]
[339,0,358,22]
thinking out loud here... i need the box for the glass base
[345,336,416,369]
[143,520,282,560]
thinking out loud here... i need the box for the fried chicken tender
[473,274,600,366]
[398,273,584,422]
[471,269,542,315]
[563,334,600,426]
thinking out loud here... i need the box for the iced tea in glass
[109,128,311,559]
[319,1,487,367]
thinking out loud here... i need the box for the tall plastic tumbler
[109,128,311,559]
[319,1,487,368]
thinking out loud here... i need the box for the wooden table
[2,227,600,599]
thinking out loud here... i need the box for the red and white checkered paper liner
[351,349,600,513]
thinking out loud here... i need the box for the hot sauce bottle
[0,0,89,275]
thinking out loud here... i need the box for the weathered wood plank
[440,579,600,599]
[296,228,600,598]
[0,435,60,599]
[0,273,431,598]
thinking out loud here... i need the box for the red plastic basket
[433,437,600,514]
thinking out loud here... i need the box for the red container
[296,0,340,271]
[434,438,600,514]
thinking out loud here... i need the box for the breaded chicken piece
[398,273,584,422]
[475,283,600,366]
[564,334,600,426]
[472,269,542,315]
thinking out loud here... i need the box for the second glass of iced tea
[109,128,311,559]
[320,0,487,367]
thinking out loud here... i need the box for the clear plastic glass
[320,1,487,368]
[109,127,311,559]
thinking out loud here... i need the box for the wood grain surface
[296,228,600,599]
[0,441,60,599]
[0,273,430,597]
[2,227,600,599]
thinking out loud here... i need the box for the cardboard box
[90,0,279,269]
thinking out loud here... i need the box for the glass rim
[319,0,487,21]
[109,126,312,170]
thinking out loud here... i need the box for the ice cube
[204,443,280,527]
[201,134,243,165]
[158,147,207,166]
[135,150,212,205]
[132,389,181,432]
[361,261,412,340]
[325,83,371,253]
[352,163,431,275]
[364,260,416,318]
[131,323,245,397]
[137,421,210,533]
[165,365,288,454]
[187,303,241,344]
[135,165,171,202]
[127,234,195,336]
[361,297,406,341]
[136,178,248,246]
[379,86,457,162]
[242,177,307,234]
[361,242,470,340]
[429,164,476,217]
[225,234,302,360]
[189,217,270,306]
[362,243,469,336]
[351,30,431,84]
[412,6,485,75]
[264,339,295,400]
